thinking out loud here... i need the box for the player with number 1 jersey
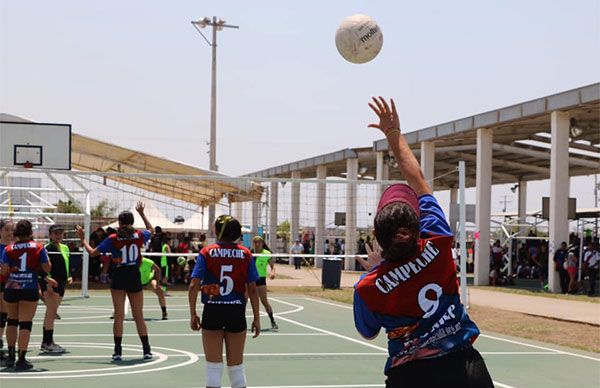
[77,202,154,362]
[0,220,54,370]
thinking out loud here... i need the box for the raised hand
[356,239,384,272]
[75,225,85,241]
[368,96,400,136]
[135,201,145,215]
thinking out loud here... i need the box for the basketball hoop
[23,161,33,169]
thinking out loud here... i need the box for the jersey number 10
[119,244,140,264]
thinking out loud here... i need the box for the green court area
[1,291,598,388]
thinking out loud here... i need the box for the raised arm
[368,97,432,196]
[75,225,100,257]
[135,201,154,234]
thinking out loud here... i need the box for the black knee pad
[0,312,7,328]
[7,319,18,327]
[18,321,32,331]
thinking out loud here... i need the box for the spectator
[584,242,599,296]
[516,243,529,278]
[290,239,304,270]
[324,239,330,255]
[553,242,569,293]
[566,252,578,294]
[537,243,549,290]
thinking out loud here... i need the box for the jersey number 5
[219,265,234,296]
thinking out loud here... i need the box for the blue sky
[1,0,599,214]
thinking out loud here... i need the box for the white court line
[480,334,600,362]
[29,332,327,338]
[303,297,353,309]
[181,385,385,388]
[271,298,387,352]
[273,298,516,388]
[301,295,600,363]
[29,352,386,360]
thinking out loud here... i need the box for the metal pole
[81,192,91,298]
[207,17,218,237]
[459,161,468,308]
[192,16,238,238]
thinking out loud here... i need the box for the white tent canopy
[176,211,250,233]
[106,201,178,231]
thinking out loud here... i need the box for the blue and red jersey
[96,230,151,268]
[191,242,259,305]
[0,240,49,290]
[354,194,480,373]
[0,243,8,283]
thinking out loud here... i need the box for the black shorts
[0,282,4,292]
[256,277,267,287]
[39,280,66,297]
[111,266,142,293]
[385,346,493,388]
[3,289,39,303]
[201,303,246,333]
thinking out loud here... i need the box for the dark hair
[215,215,242,242]
[0,218,13,231]
[117,211,135,239]
[155,226,162,233]
[118,211,134,226]
[13,220,33,239]
[374,202,419,260]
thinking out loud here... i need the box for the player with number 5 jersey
[189,215,260,388]
[353,97,493,388]
[77,201,154,362]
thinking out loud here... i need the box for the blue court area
[1,291,598,388]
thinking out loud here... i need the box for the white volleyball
[335,14,383,64]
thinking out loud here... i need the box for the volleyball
[335,14,383,64]
[177,256,186,266]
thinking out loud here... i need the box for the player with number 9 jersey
[353,97,493,387]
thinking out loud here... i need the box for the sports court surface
[1,291,598,388]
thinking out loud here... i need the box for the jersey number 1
[18,252,27,271]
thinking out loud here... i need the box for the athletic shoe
[15,359,33,370]
[271,321,279,332]
[41,343,66,353]
[143,352,153,360]
[112,353,122,361]
[161,312,168,320]
[4,355,15,368]
[55,313,61,320]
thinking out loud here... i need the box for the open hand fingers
[378,96,391,114]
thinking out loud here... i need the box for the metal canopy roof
[0,113,263,205]
[245,83,600,189]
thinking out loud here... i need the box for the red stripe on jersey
[4,241,45,273]
[356,235,458,318]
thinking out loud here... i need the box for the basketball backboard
[0,121,71,170]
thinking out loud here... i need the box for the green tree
[55,200,81,214]
[91,199,117,217]
[277,220,290,240]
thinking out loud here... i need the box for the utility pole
[192,16,239,237]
